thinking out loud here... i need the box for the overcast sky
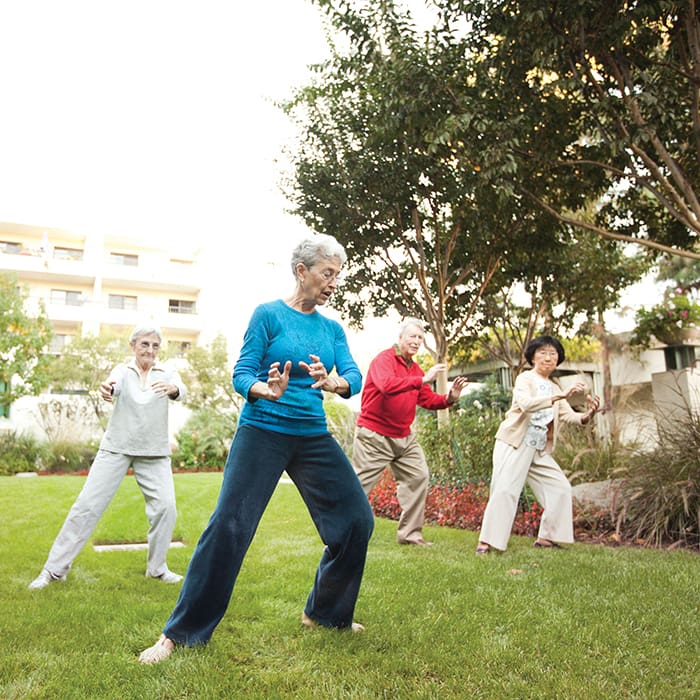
[0,0,652,359]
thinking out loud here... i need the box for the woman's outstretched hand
[265,360,292,400]
[299,353,332,390]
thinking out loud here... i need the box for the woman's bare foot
[138,634,175,664]
[301,611,364,632]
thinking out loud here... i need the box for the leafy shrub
[324,394,356,456]
[0,430,43,475]
[40,440,98,473]
[416,406,502,486]
[630,289,700,349]
[173,408,237,471]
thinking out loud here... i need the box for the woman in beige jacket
[476,336,600,554]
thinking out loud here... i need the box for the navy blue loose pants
[163,424,374,645]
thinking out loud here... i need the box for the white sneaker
[138,635,175,664]
[28,569,66,590]
[146,569,183,584]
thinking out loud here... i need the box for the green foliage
[46,332,131,427]
[286,2,647,366]
[173,407,236,471]
[181,333,241,416]
[554,426,627,485]
[443,0,700,257]
[416,406,502,486]
[0,272,53,409]
[629,290,700,349]
[0,430,43,475]
[560,335,602,363]
[39,440,98,474]
[323,394,356,456]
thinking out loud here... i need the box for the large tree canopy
[443,0,700,259]
[283,0,646,364]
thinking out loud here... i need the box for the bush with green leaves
[323,394,356,456]
[39,439,98,473]
[0,430,43,475]
[416,408,501,486]
[173,407,237,471]
[415,378,510,486]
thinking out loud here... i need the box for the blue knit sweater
[233,299,362,436]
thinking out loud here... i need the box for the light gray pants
[479,439,573,551]
[42,450,177,578]
[352,426,429,544]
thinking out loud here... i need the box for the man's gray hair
[290,234,347,275]
[129,324,163,344]
[399,317,426,338]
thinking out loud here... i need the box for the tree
[47,332,131,426]
[283,0,647,379]
[0,272,53,412]
[284,1,562,372]
[442,0,700,260]
[181,333,241,417]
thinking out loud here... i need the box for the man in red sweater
[353,318,468,545]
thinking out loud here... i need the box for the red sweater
[356,346,451,438]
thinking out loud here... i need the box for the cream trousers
[479,439,573,551]
[352,426,429,544]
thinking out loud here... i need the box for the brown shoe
[399,538,433,546]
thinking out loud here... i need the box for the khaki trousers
[352,425,429,543]
[43,450,177,578]
[479,439,573,551]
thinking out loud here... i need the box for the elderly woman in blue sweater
[139,234,373,664]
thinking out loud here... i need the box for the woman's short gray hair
[129,324,162,344]
[290,234,347,275]
[399,317,425,338]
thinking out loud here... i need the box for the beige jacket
[495,369,585,453]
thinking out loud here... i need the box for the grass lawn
[2,472,699,699]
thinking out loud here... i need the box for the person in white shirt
[28,324,186,589]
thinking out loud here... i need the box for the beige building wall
[0,220,202,442]
[0,221,202,352]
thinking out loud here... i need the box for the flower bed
[367,471,544,536]
[367,471,615,541]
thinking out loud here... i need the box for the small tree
[0,272,53,412]
[47,332,129,427]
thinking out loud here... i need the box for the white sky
[0,0,657,365]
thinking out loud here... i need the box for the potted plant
[630,290,700,349]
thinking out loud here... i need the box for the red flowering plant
[367,471,545,534]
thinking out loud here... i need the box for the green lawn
[2,473,699,699]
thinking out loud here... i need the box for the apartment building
[0,221,202,354]
[0,220,201,439]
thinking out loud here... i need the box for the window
[53,246,83,261]
[173,341,191,357]
[108,294,137,310]
[48,334,72,354]
[0,241,21,254]
[169,299,196,314]
[109,252,138,266]
[50,289,83,306]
